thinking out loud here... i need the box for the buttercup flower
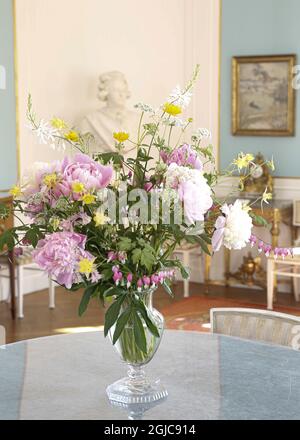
[81,193,96,205]
[65,131,80,142]
[212,200,253,251]
[163,102,182,116]
[113,132,129,143]
[43,173,58,189]
[94,211,110,226]
[71,182,85,195]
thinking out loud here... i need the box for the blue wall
[220,0,300,177]
[0,0,17,190]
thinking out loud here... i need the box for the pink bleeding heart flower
[249,235,257,247]
[137,279,143,290]
[258,241,264,253]
[263,244,272,257]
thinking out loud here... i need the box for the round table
[1,330,300,420]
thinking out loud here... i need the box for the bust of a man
[80,71,138,156]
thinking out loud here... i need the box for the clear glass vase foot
[106,367,168,404]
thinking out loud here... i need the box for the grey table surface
[1,330,300,420]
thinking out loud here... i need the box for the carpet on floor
[162,296,300,332]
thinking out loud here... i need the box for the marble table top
[1,330,300,420]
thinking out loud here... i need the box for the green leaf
[103,286,126,297]
[78,285,98,316]
[251,213,269,227]
[140,248,156,272]
[133,311,147,354]
[134,301,160,338]
[0,203,10,220]
[112,307,132,344]
[0,230,15,251]
[104,295,126,337]
[132,248,142,264]
[162,281,174,298]
[118,237,132,251]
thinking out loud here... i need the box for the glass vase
[106,288,168,404]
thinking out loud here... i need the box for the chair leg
[183,251,190,298]
[293,265,300,302]
[8,251,16,319]
[17,266,24,319]
[267,259,275,310]
[49,278,55,309]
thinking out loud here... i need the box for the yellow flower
[65,130,80,142]
[113,131,129,143]
[163,102,182,116]
[188,117,193,123]
[51,117,67,130]
[43,173,58,188]
[233,153,254,170]
[72,182,85,194]
[9,185,22,198]
[262,188,273,204]
[50,217,60,231]
[81,193,96,205]
[94,211,110,226]
[78,258,95,275]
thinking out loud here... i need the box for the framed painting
[232,54,296,136]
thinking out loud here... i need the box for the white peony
[212,200,253,251]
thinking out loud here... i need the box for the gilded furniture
[204,198,294,292]
[210,308,300,349]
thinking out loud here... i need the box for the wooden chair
[210,307,300,349]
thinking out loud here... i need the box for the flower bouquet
[0,66,274,403]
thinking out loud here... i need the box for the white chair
[0,248,55,319]
[210,307,300,349]
[266,200,300,310]
[267,255,300,310]
[173,244,202,297]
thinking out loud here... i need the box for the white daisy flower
[168,85,192,109]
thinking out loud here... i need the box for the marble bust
[80,71,139,156]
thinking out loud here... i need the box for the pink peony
[32,232,98,289]
[63,153,113,193]
[178,179,213,224]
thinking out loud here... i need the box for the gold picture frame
[232,54,296,136]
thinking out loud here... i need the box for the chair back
[210,307,300,349]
